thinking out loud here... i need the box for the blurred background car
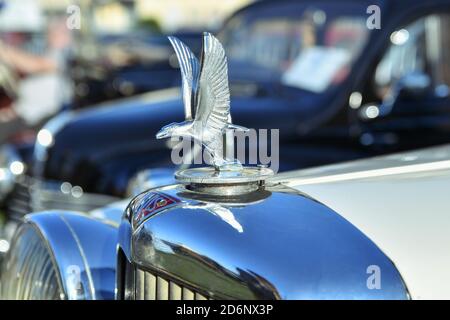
[70,29,204,108]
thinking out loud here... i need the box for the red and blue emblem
[133,192,181,227]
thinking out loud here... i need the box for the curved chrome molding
[121,183,409,299]
[25,211,118,300]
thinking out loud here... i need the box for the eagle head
[156,122,192,140]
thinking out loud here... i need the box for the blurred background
[0,0,253,251]
[0,0,252,142]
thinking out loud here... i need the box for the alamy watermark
[66,5,81,30]
[366,265,381,290]
[366,5,381,29]
[169,128,280,173]
[66,265,84,299]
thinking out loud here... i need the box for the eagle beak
[156,130,168,139]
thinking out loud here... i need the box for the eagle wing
[195,32,230,136]
[168,36,200,120]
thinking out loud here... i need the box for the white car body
[274,144,450,299]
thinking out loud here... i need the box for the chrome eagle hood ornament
[156,32,246,169]
[157,32,272,193]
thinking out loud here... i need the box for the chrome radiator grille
[131,267,209,300]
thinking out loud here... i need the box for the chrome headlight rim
[0,222,65,300]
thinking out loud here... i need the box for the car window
[219,2,371,92]
[374,13,450,100]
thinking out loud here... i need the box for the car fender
[23,211,118,300]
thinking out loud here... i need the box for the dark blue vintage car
[0,0,450,301]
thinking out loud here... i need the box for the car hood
[273,144,450,299]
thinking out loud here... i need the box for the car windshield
[220,1,373,93]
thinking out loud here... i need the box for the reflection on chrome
[0,239,10,253]
[0,144,25,201]
[390,29,409,45]
[183,203,243,233]
[36,129,54,147]
[9,161,25,175]
[365,105,380,119]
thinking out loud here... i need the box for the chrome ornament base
[175,166,274,195]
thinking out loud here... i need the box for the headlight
[0,145,25,201]
[0,223,64,299]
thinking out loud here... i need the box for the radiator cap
[175,166,273,196]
